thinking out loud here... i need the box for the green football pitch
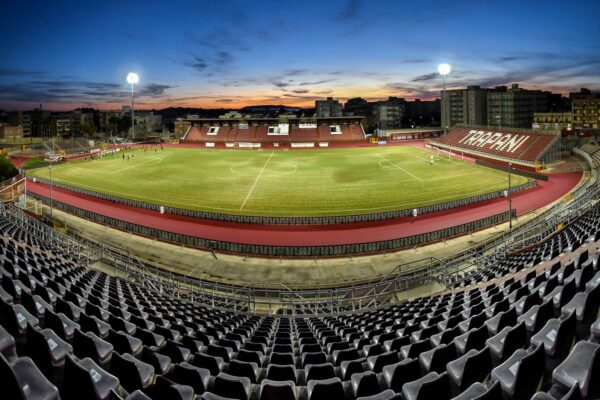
[28,146,529,217]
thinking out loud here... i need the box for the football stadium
[2,2,600,400]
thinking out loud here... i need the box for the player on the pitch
[430,154,434,165]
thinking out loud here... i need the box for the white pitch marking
[377,154,423,182]
[239,151,274,210]
[58,152,174,176]
[112,152,174,174]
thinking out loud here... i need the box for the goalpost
[436,147,452,160]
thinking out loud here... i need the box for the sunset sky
[1,0,599,111]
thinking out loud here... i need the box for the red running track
[26,171,581,247]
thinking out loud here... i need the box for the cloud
[497,56,525,63]
[283,69,310,77]
[299,79,332,86]
[270,80,290,89]
[412,73,438,82]
[0,78,174,105]
[139,84,174,97]
[0,68,45,77]
[187,56,208,72]
[292,89,310,94]
[182,15,277,77]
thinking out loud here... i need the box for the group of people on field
[121,143,164,161]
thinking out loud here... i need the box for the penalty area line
[377,154,423,182]
[239,151,274,210]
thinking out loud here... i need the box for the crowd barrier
[28,190,515,257]
[27,174,535,226]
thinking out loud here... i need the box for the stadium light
[127,72,139,141]
[438,64,451,135]
[126,72,139,85]
[437,63,451,76]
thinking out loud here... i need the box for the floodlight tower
[127,72,139,142]
[438,63,451,134]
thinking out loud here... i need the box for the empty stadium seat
[552,341,600,399]
[491,345,545,400]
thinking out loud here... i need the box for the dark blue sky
[1,0,599,110]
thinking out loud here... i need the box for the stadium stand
[181,117,366,146]
[289,126,319,143]
[1,191,600,400]
[323,124,355,142]
[183,126,210,142]
[253,126,271,143]
[349,124,366,141]
[450,202,600,288]
[580,143,600,168]
[231,126,257,142]
[432,126,560,167]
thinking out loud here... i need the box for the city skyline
[1,0,599,111]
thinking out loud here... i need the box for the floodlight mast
[127,73,139,142]
[438,64,451,134]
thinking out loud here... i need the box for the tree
[0,155,18,182]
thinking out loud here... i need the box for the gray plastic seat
[111,352,154,393]
[356,389,401,399]
[0,353,60,400]
[491,345,545,400]
[450,381,502,400]
[212,372,252,400]
[367,350,398,373]
[167,362,211,395]
[446,346,492,392]
[259,379,296,400]
[419,342,457,373]
[402,371,451,400]
[351,370,380,398]
[552,340,600,399]
[307,377,345,400]
[306,362,336,382]
[530,312,576,365]
[485,321,526,365]
[62,354,119,400]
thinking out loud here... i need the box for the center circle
[230,162,298,177]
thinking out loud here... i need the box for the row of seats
[452,202,600,288]
[1,203,599,399]
[580,143,600,168]
[518,134,557,163]
[434,127,558,164]
[182,124,365,144]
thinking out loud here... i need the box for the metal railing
[27,173,535,225]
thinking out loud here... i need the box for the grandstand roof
[183,116,365,124]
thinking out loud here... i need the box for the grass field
[28,146,529,217]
